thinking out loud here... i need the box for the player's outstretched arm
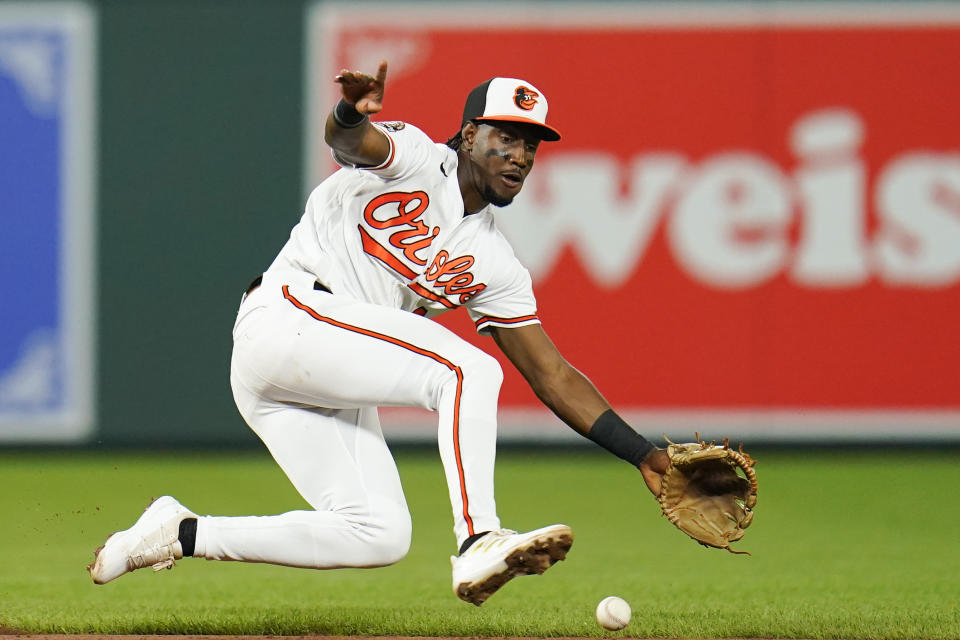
[491,323,668,494]
[324,61,391,167]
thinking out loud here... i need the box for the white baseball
[595,595,631,631]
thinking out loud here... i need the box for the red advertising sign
[307,3,960,440]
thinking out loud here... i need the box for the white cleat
[451,524,573,606]
[87,495,196,585]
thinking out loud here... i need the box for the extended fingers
[335,68,371,85]
[334,63,387,113]
[335,62,387,86]
[374,60,388,86]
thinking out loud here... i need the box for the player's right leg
[193,403,412,569]
[88,401,412,583]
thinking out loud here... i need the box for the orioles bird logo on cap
[513,86,539,111]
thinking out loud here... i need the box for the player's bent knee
[435,347,503,405]
[349,508,412,567]
[372,530,411,566]
[378,508,412,565]
[460,349,503,389]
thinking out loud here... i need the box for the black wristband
[587,409,654,467]
[333,99,368,128]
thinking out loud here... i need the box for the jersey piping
[474,314,541,332]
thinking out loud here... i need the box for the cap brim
[475,116,561,142]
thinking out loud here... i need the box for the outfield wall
[2,1,958,446]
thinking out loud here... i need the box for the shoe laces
[128,542,178,572]
[466,528,519,553]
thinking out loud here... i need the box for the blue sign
[0,3,95,442]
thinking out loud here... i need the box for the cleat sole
[456,531,573,606]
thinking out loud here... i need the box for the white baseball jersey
[267,121,540,334]
[210,118,547,569]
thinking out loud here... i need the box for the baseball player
[87,62,670,606]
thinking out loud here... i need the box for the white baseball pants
[193,270,502,569]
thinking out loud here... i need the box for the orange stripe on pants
[281,285,475,537]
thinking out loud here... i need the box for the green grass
[1,448,958,638]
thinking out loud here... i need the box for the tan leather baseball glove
[657,438,758,554]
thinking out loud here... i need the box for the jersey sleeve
[466,249,541,335]
[331,121,435,181]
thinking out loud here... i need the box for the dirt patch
[0,637,651,640]
[0,637,688,640]
[2,637,807,640]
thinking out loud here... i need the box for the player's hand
[638,447,669,496]
[335,61,388,115]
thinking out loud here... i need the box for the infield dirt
[6,637,786,640]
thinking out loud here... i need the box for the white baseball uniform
[193,121,541,569]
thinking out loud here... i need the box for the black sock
[459,531,490,555]
[178,517,197,557]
